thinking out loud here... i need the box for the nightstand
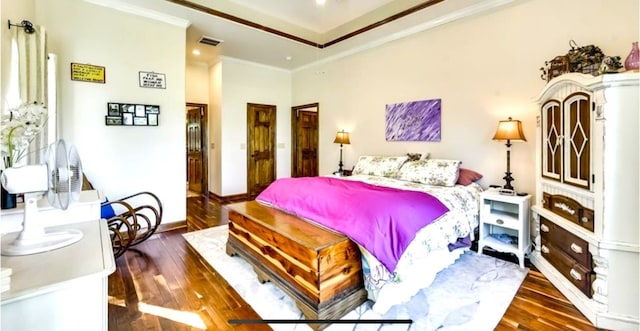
[478,190,531,268]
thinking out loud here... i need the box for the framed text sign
[139,71,166,89]
[70,63,105,83]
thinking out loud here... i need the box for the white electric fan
[1,139,84,256]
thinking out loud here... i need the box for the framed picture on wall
[121,104,135,113]
[107,103,120,116]
[105,116,122,125]
[385,98,442,142]
[105,102,160,127]
[145,105,159,114]
[135,105,146,117]
[148,113,158,126]
[134,117,148,126]
[123,113,133,126]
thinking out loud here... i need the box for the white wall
[186,62,210,104]
[292,0,639,197]
[208,61,222,195]
[218,57,292,196]
[32,0,187,224]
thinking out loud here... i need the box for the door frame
[186,102,209,195]
[291,103,319,177]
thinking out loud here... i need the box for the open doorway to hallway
[291,103,319,177]
[186,103,208,198]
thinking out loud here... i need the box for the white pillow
[352,155,409,177]
[397,159,461,186]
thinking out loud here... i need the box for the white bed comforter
[339,174,483,313]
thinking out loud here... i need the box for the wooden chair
[83,176,163,258]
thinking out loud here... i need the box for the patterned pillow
[396,159,461,186]
[352,155,409,177]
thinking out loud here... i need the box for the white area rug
[183,225,527,331]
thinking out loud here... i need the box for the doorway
[291,103,319,177]
[186,103,208,197]
[246,103,276,199]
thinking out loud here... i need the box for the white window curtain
[7,23,49,165]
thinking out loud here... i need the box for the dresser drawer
[542,192,594,232]
[540,240,593,298]
[540,217,591,268]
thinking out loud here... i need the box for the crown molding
[294,0,519,72]
[84,0,191,28]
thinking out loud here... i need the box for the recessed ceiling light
[192,49,200,55]
[316,0,326,6]
[285,56,292,61]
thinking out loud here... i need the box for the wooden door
[247,103,276,199]
[186,104,207,194]
[291,103,319,177]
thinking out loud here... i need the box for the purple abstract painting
[385,98,441,141]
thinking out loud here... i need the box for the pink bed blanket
[255,176,449,273]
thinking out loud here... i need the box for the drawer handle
[570,269,582,281]
[570,243,583,254]
[540,224,550,232]
[581,216,589,223]
[541,245,549,254]
[496,219,504,225]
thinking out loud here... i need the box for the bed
[236,155,483,317]
[337,172,483,313]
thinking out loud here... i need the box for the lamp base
[502,171,514,191]
[337,144,344,173]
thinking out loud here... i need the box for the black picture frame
[105,116,122,125]
[133,117,147,126]
[123,113,133,126]
[105,102,161,126]
[148,113,158,126]
[107,103,120,116]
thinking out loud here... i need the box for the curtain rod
[7,20,35,34]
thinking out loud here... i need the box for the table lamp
[492,117,526,191]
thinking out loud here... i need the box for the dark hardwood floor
[107,195,605,330]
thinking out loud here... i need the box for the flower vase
[1,185,16,209]
[624,41,639,71]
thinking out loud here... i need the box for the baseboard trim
[207,192,248,204]
[157,221,187,233]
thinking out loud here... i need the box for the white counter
[1,189,115,331]
[1,190,104,234]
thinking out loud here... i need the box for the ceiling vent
[199,36,223,47]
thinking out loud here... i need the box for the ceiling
[226,0,397,33]
[87,0,514,70]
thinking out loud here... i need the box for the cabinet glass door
[563,92,591,190]
[542,100,562,181]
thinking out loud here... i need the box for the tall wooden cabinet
[531,72,639,330]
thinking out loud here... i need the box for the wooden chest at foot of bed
[225,201,367,329]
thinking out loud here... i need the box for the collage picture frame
[105,102,160,126]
